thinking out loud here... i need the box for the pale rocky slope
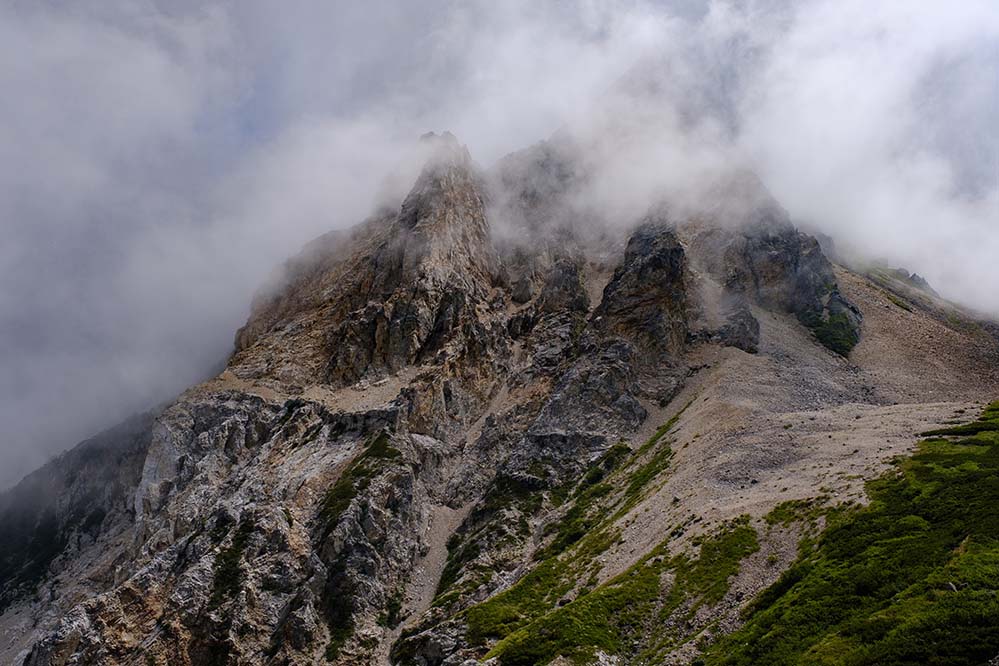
[0,132,996,666]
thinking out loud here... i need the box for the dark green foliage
[476,474,544,518]
[316,431,402,658]
[581,442,631,488]
[706,401,999,666]
[465,408,694,651]
[672,517,761,610]
[535,445,634,561]
[209,515,254,607]
[436,539,481,599]
[810,312,859,356]
[466,557,570,645]
[764,496,830,526]
[635,406,687,458]
[623,445,673,503]
[365,431,403,460]
[319,477,361,535]
[378,592,404,628]
[437,474,542,595]
[318,431,401,538]
[615,404,689,514]
[488,556,663,666]
[538,483,613,559]
[637,518,761,662]
[923,402,999,437]
[321,558,360,661]
[485,519,759,665]
[433,471,553,607]
[324,600,354,661]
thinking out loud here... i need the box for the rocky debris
[233,226,356,353]
[863,266,999,358]
[497,236,583,310]
[15,389,439,666]
[528,339,646,447]
[717,300,760,354]
[686,285,761,354]
[227,132,507,393]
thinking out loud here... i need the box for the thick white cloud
[0,0,996,486]
[737,0,999,310]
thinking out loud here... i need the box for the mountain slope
[0,133,997,666]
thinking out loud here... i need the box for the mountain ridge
[1,133,997,666]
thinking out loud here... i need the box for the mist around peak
[1,0,997,486]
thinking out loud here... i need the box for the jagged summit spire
[416,130,472,171]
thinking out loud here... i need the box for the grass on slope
[318,430,400,541]
[705,401,999,666]
[484,518,758,666]
[463,407,691,649]
[443,401,767,666]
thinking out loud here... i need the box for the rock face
[0,414,153,614]
[324,134,503,387]
[684,192,862,356]
[592,220,687,360]
[0,132,922,666]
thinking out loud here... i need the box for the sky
[0,0,997,487]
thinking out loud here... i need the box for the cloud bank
[1,0,996,486]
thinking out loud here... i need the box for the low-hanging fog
[1,0,996,487]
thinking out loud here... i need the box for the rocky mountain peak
[226,132,504,390]
[4,131,997,666]
[392,132,499,289]
[417,131,471,168]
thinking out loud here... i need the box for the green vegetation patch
[315,431,401,659]
[476,474,545,519]
[669,517,761,612]
[705,401,999,666]
[809,312,859,357]
[615,403,690,516]
[580,442,631,488]
[378,591,404,628]
[537,443,632,561]
[623,445,674,505]
[485,518,759,666]
[209,515,255,607]
[465,405,695,651]
[923,402,999,439]
[318,431,401,539]
[466,557,572,646]
[764,496,831,527]
[324,598,354,661]
[434,472,549,604]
